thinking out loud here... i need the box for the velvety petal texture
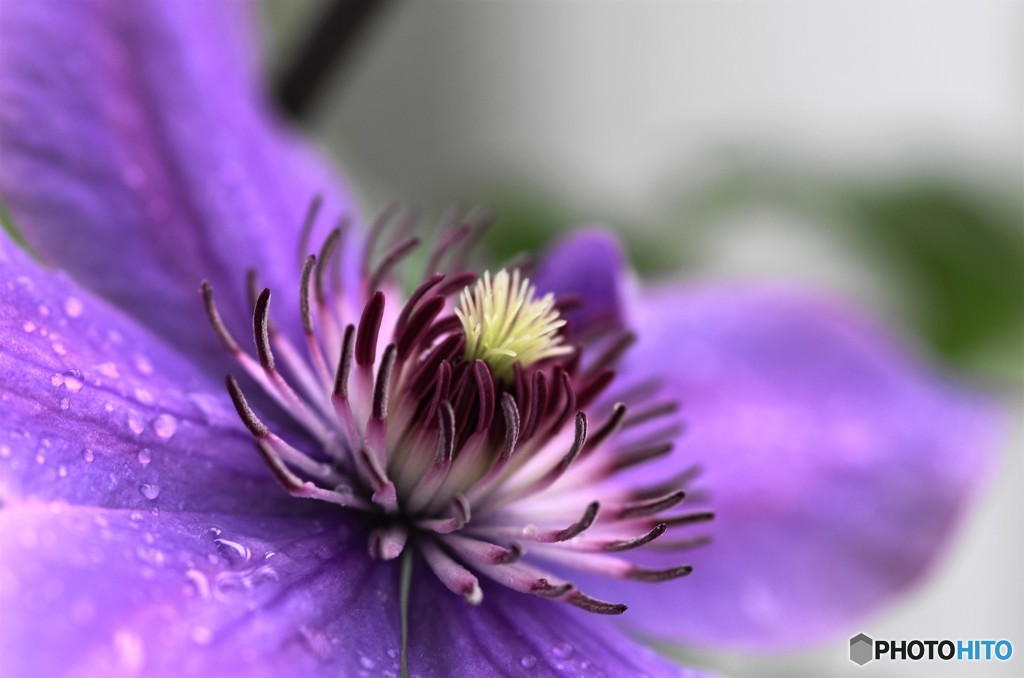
[0,503,704,678]
[610,284,1000,649]
[0,236,294,515]
[0,0,357,369]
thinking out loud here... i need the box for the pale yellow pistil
[455,269,573,380]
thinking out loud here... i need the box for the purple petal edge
[597,282,1003,649]
[0,0,358,372]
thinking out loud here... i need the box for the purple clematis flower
[0,1,1001,676]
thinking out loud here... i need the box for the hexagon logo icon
[850,633,874,665]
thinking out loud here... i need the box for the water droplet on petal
[551,642,572,659]
[96,362,120,378]
[521,655,537,669]
[50,373,64,388]
[152,414,177,439]
[134,355,154,375]
[137,449,152,465]
[63,370,83,392]
[22,320,36,333]
[52,342,67,356]
[58,465,68,478]
[0,445,11,458]
[134,388,153,404]
[59,397,70,411]
[359,655,376,670]
[38,304,50,318]
[140,483,160,500]
[81,448,95,462]
[213,538,251,565]
[35,452,45,465]
[127,410,146,435]
[63,297,83,318]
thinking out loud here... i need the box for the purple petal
[0,503,708,677]
[603,284,1001,649]
[533,229,628,337]
[0,236,292,514]
[0,0,358,370]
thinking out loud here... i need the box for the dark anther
[582,403,627,456]
[554,501,600,542]
[299,254,317,334]
[225,375,268,438]
[435,271,478,297]
[333,324,356,398]
[661,511,715,528]
[584,331,636,377]
[355,291,386,366]
[362,202,399,274]
[200,281,240,354]
[497,542,524,565]
[296,194,324,265]
[531,579,574,599]
[394,272,445,339]
[396,295,445,359]
[606,523,668,552]
[616,491,687,520]
[373,345,397,420]
[368,235,421,294]
[315,227,344,303]
[628,564,694,583]
[436,402,455,465]
[556,412,588,473]
[608,442,674,473]
[567,592,627,615]
[575,369,615,410]
[473,361,496,432]
[500,393,520,460]
[253,288,275,371]
[622,401,681,430]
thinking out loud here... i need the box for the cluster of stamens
[201,199,712,614]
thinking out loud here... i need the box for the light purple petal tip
[533,229,628,337]
[0,0,358,371]
[602,283,1002,649]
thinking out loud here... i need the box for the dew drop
[50,373,64,388]
[134,388,153,404]
[358,655,376,670]
[113,629,145,674]
[152,414,177,439]
[35,452,45,465]
[63,370,83,392]
[137,449,152,465]
[551,642,573,659]
[58,465,68,478]
[0,445,11,458]
[520,655,537,669]
[206,526,223,537]
[52,342,67,356]
[140,483,160,500]
[127,410,146,435]
[213,538,251,565]
[184,568,211,599]
[134,355,154,375]
[96,362,120,378]
[63,297,83,318]
[59,397,70,411]
[22,320,36,333]
[81,448,95,462]
[104,402,115,412]
[38,304,50,318]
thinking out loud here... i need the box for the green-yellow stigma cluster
[455,268,573,380]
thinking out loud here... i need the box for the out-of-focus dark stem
[274,0,392,118]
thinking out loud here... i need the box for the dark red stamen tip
[606,523,668,552]
[373,345,397,420]
[200,281,240,354]
[333,324,356,398]
[225,375,268,438]
[566,592,627,615]
[253,288,274,370]
[299,254,316,334]
[355,291,385,366]
[628,564,694,582]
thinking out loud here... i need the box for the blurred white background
[261,1,1022,675]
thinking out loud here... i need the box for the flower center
[202,201,712,615]
[455,269,572,381]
